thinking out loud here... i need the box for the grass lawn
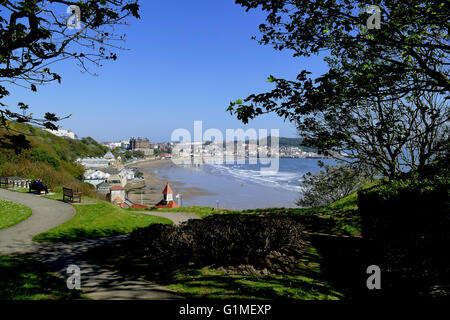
[33,194,173,242]
[242,191,362,236]
[165,247,343,300]
[0,255,87,300]
[5,187,30,193]
[134,206,240,219]
[0,198,32,230]
[84,243,344,300]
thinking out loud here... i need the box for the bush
[126,215,310,275]
[358,161,450,296]
[26,147,60,168]
[359,167,449,245]
[298,164,369,208]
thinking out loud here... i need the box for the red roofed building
[156,183,179,209]
[109,185,126,205]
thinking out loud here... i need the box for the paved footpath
[0,188,75,254]
[0,188,199,300]
[137,211,201,225]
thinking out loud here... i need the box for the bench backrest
[63,187,73,196]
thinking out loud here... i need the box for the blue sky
[3,1,329,142]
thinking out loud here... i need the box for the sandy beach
[125,159,213,206]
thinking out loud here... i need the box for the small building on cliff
[156,183,179,209]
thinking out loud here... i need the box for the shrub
[127,215,310,275]
[298,164,369,208]
[26,147,60,168]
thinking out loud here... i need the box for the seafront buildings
[171,141,323,160]
[102,137,173,157]
[77,150,143,207]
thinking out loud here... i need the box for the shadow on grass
[307,234,369,298]
[165,267,343,299]
[0,255,86,300]
[34,227,128,243]
[82,239,344,300]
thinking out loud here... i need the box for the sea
[153,158,337,210]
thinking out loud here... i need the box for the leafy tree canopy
[228,0,449,177]
[0,0,140,133]
[229,0,448,121]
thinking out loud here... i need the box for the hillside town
[170,141,326,160]
[62,131,334,208]
[76,137,173,208]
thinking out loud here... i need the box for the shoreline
[125,159,213,207]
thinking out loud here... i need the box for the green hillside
[0,121,107,195]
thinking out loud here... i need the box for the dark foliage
[125,215,310,276]
[358,159,450,296]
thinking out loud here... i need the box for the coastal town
[74,136,173,209]
[47,129,326,209]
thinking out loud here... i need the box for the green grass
[33,195,173,242]
[165,247,343,300]
[4,187,30,194]
[0,256,87,300]
[166,269,341,300]
[84,242,343,300]
[142,206,240,219]
[0,198,32,229]
[240,192,361,236]
[238,182,378,237]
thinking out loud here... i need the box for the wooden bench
[63,187,82,203]
[29,181,49,194]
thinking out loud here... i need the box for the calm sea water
[154,158,336,210]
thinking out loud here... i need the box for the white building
[46,129,76,139]
[77,157,110,168]
[104,151,115,160]
[110,186,126,205]
[84,169,111,187]
[77,151,117,169]
[103,142,122,150]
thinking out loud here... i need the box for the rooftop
[162,183,173,195]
